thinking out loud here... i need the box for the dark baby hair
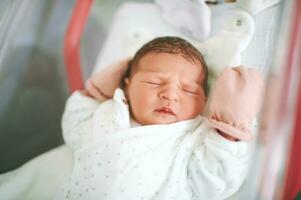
[121,36,208,95]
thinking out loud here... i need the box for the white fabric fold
[237,0,282,14]
[196,11,255,89]
[154,0,211,41]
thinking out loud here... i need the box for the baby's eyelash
[183,89,199,95]
[143,81,161,85]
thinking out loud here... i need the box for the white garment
[56,89,249,200]
[237,0,282,14]
[154,0,211,41]
[196,10,255,83]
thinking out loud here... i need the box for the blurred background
[0,0,140,173]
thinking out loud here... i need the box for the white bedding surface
[0,145,73,200]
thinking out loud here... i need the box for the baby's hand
[85,58,131,101]
[206,66,264,141]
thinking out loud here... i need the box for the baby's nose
[159,85,179,102]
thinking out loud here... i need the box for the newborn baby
[56,37,264,200]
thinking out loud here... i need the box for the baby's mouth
[154,107,176,116]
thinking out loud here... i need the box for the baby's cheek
[131,90,153,112]
[135,99,147,112]
[131,94,156,124]
[138,92,154,109]
[181,98,203,119]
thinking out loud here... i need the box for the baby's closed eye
[182,85,202,95]
[141,78,162,85]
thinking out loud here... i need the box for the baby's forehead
[137,69,204,87]
[137,52,204,70]
[142,70,203,85]
[136,53,205,81]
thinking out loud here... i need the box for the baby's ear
[125,78,130,86]
[124,78,130,97]
[124,78,130,103]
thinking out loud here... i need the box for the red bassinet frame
[64,0,93,93]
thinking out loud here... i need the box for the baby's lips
[155,107,176,116]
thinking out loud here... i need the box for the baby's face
[125,53,206,125]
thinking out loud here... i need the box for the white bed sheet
[0,145,73,200]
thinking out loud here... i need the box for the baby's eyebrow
[139,71,165,77]
[181,76,202,85]
[139,70,202,86]
[182,82,201,89]
[140,69,163,73]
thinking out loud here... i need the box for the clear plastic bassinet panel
[1,0,300,200]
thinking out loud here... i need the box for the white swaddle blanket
[56,89,249,200]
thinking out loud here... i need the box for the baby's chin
[133,115,173,125]
[135,114,193,125]
[132,110,201,125]
[138,119,178,125]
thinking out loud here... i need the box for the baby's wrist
[86,79,111,100]
[216,129,240,142]
[79,89,92,97]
